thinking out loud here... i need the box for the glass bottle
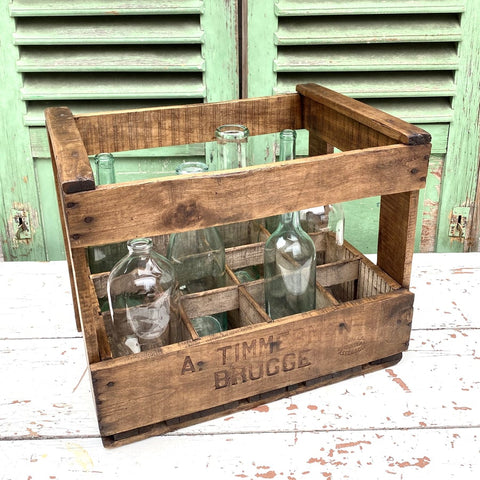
[167,162,228,330]
[299,203,345,246]
[107,238,178,357]
[264,211,317,320]
[215,124,250,170]
[265,129,296,232]
[88,153,127,275]
[266,130,345,247]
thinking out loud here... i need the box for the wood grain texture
[90,290,412,437]
[297,83,432,146]
[70,248,104,364]
[73,94,302,154]
[63,143,430,248]
[45,107,95,194]
[377,191,420,287]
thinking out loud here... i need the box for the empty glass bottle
[215,124,250,170]
[299,203,345,246]
[167,162,228,330]
[264,210,317,320]
[107,238,178,357]
[88,153,127,275]
[266,130,345,247]
[265,129,296,233]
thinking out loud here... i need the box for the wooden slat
[179,286,240,319]
[315,259,360,287]
[10,0,203,16]
[275,44,459,72]
[275,15,462,45]
[17,45,204,73]
[13,16,203,45]
[72,93,302,154]
[298,83,432,147]
[277,72,455,98]
[377,191,420,288]
[91,291,413,435]
[365,98,453,124]
[90,290,413,437]
[44,106,94,194]
[22,73,205,101]
[275,0,465,15]
[63,144,430,248]
[70,249,101,364]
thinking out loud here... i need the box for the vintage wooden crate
[45,83,431,447]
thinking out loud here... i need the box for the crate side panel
[73,94,302,154]
[297,83,432,147]
[64,144,430,248]
[90,291,413,436]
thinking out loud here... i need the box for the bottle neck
[127,238,153,255]
[215,124,249,170]
[278,129,296,162]
[279,211,301,228]
[95,153,116,185]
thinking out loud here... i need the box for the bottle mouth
[127,238,153,252]
[176,161,209,175]
[280,129,297,139]
[215,124,249,140]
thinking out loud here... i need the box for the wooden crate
[45,83,431,447]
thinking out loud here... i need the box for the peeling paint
[386,369,411,393]
[336,440,372,450]
[254,405,269,413]
[396,456,431,468]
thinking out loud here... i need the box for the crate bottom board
[102,352,402,448]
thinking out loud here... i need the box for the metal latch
[448,207,469,238]
[12,209,31,240]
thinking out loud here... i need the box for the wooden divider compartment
[45,84,431,447]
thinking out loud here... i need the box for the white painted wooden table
[0,254,479,479]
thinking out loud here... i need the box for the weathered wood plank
[297,83,432,147]
[90,291,413,437]
[1,427,479,479]
[45,107,95,194]
[72,94,302,155]
[377,191,420,287]
[63,144,429,248]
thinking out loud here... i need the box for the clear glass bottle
[167,162,228,330]
[266,130,345,247]
[299,203,345,246]
[215,124,250,170]
[88,153,127,275]
[264,211,317,320]
[107,238,178,357]
[265,129,296,233]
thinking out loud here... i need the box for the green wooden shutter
[1,0,238,260]
[246,0,479,253]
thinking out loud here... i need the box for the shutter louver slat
[275,0,465,16]
[275,15,461,45]
[275,72,455,98]
[21,73,205,101]
[10,0,204,16]
[14,16,203,45]
[275,44,458,72]
[17,46,204,72]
